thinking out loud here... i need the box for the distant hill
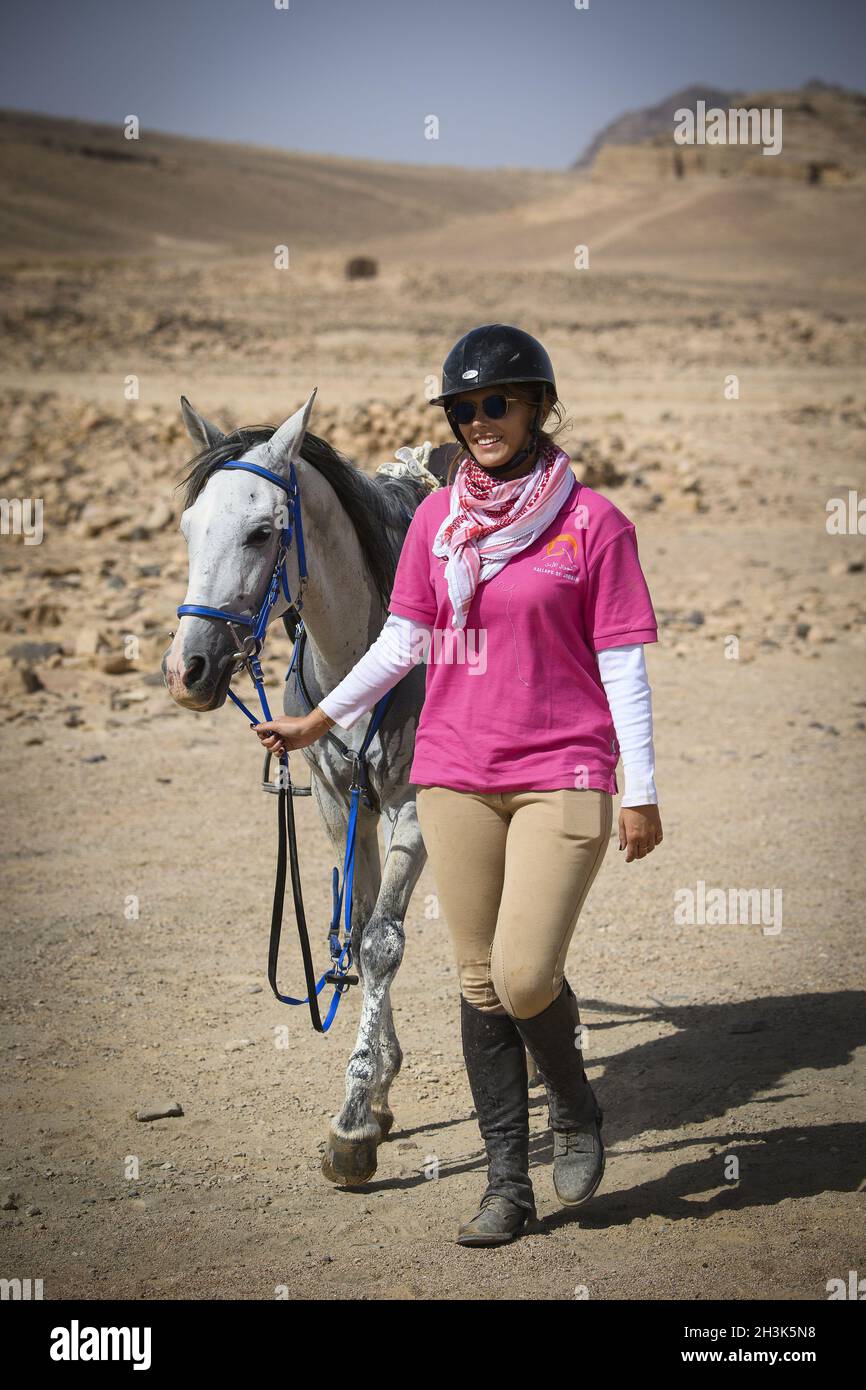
[2,91,864,273]
[0,109,561,260]
[579,80,866,184]
[573,84,738,168]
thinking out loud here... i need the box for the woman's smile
[473,430,505,454]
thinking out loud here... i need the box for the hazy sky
[1,0,863,168]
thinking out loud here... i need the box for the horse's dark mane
[177,425,433,613]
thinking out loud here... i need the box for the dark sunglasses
[448,393,518,425]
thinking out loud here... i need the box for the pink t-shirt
[388,472,658,793]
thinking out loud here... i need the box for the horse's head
[162,389,317,710]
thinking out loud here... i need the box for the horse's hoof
[321,1125,379,1187]
[372,1106,394,1141]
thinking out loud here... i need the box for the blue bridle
[178,459,307,712]
[176,456,395,1033]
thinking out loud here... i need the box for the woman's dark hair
[443,382,570,487]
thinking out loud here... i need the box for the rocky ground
[1,245,864,1300]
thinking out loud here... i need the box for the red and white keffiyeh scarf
[432,443,576,629]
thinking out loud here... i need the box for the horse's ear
[265,388,318,472]
[181,396,225,450]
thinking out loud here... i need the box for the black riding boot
[457,994,536,1246]
[509,979,605,1208]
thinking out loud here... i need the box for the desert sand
[1,99,864,1300]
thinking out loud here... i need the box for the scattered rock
[147,501,174,532]
[110,686,150,710]
[18,665,44,693]
[101,653,135,676]
[75,628,108,658]
[345,256,378,280]
[135,1101,184,1122]
[8,640,64,664]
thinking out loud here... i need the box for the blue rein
[176,456,394,1033]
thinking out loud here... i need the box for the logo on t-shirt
[532,531,581,584]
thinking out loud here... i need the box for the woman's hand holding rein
[252,706,335,754]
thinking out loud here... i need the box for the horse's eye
[247,527,272,546]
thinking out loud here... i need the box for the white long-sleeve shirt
[317,613,658,807]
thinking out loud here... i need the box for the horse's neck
[283,468,382,696]
[296,590,382,701]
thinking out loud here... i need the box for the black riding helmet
[429,323,558,473]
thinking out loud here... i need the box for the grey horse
[163,389,446,1186]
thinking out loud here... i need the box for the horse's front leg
[320,811,386,1188]
[321,909,404,1186]
[322,795,427,1187]
[370,990,400,1141]
[370,794,428,1141]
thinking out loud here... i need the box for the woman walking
[254,324,663,1246]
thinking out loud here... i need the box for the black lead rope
[262,612,394,1033]
[268,768,325,1031]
